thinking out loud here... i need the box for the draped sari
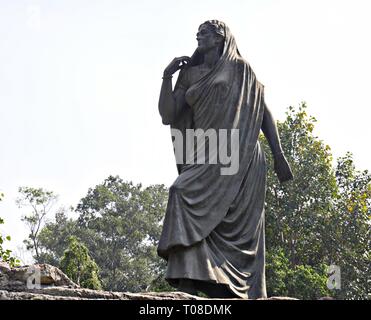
[157,24,267,299]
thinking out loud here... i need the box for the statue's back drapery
[157,23,267,299]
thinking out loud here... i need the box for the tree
[266,248,331,299]
[0,193,20,267]
[75,176,168,292]
[327,153,370,299]
[60,236,102,290]
[262,103,370,299]
[34,177,169,292]
[262,103,338,268]
[36,207,78,266]
[16,187,58,262]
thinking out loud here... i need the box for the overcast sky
[0,0,370,262]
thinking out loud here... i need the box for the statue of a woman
[157,20,293,299]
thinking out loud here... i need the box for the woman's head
[196,20,225,54]
[188,20,235,67]
[199,20,226,38]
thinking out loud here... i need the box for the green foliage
[36,176,168,292]
[147,268,176,292]
[0,193,20,267]
[265,248,290,296]
[0,229,20,267]
[60,236,102,290]
[262,103,370,300]
[328,153,370,299]
[266,248,331,299]
[286,264,331,300]
[74,176,168,292]
[262,103,337,267]
[36,208,78,266]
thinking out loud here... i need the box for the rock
[0,263,78,291]
[0,262,208,300]
[257,296,299,300]
[0,262,302,300]
[0,262,11,273]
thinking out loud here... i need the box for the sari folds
[158,23,267,299]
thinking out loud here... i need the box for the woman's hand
[163,56,191,77]
[274,152,294,183]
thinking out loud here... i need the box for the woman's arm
[158,56,190,125]
[159,81,188,125]
[158,77,176,125]
[261,103,283,155]
[262,103,293,183]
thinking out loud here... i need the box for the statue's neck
[203,47,221,68]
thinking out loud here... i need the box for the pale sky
[0,0,370,262]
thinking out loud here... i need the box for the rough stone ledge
[0,289,299,301]
[0,262,299,300]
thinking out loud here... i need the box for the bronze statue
[157,20,293,299]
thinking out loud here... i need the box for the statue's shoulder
[233,57,263,87]
[235,56,251,69]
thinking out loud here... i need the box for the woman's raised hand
[163,56,191,77]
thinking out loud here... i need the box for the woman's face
[196,24,222,53]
